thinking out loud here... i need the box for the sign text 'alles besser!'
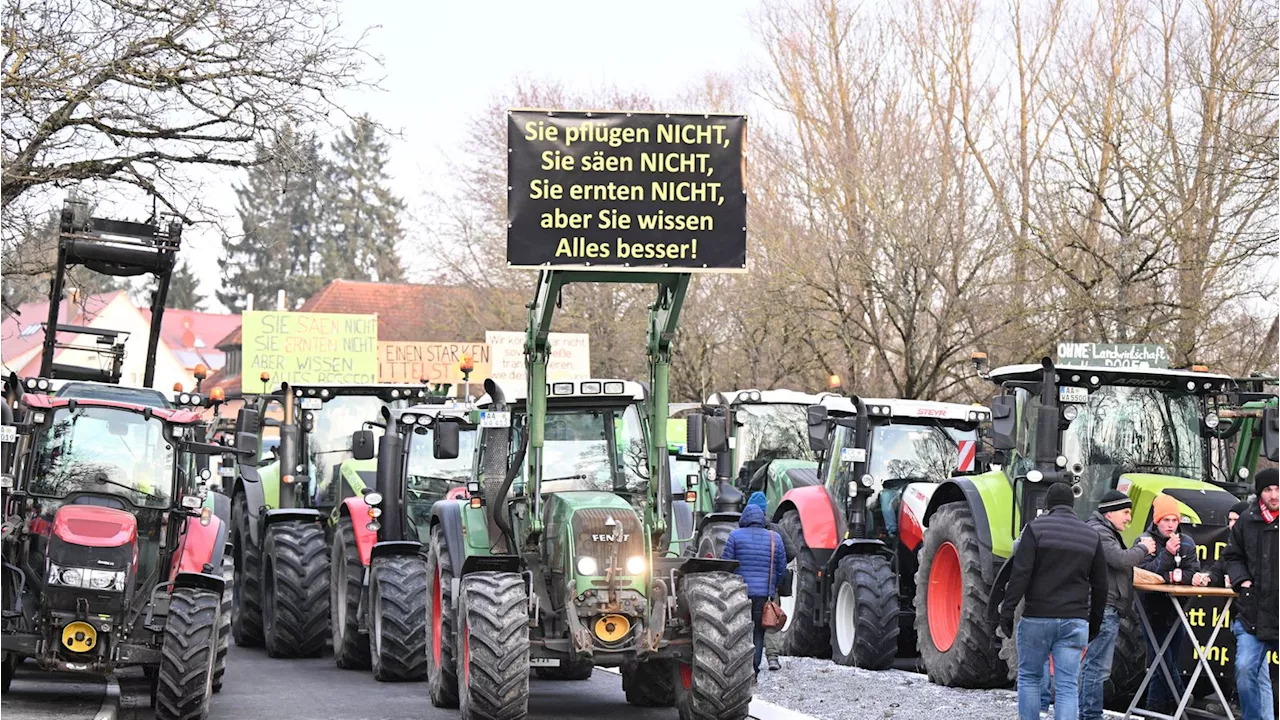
[507,110,746,271]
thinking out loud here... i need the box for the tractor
[421,270,756,720]
[0,378,253,718]
[225,382,434,659]
[771,394,991,667]
[329,400,477,680]
[913,357,1279,700]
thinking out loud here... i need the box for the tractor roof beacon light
[972,351,990,379]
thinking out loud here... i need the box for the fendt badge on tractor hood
[592,533,631,542]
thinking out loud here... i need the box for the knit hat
[1098,490,1132,514]
[1151,494,1180,524]
[1229,500,1250,517]
[747,491,768,512]
[1045,482,1075,509]
[1256,467,1278,496]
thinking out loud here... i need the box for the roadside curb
[596,666,820,720]
[92,675,119,720]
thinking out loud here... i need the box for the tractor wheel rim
[927,541,962,653]
[334,544,347,642]
[835,582,857,656]
[431,564,443,664]
[679,661,693,690]
[780,559,797,632]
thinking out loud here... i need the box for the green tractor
[329,400,477,680]
[421,270,756,720]
[225,382,434,659]
[913,357,1277,696]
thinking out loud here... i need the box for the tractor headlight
[1062,404,1079,422]
[625,556,646,575]
[48,564,124,591]
[88,569,125,591]
[576,556,598,576]
[365,492,383,506]
[1204,412,1220,429]
[50,564,83,587]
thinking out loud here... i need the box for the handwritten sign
[485,331,590,389]
[378,342,491,384]
[242,311,378,387]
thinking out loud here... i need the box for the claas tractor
[329,401,476,680]
[0,379,253,718]
[768,395,991,667]
[421,270,755,720]
[913,357,1276,698]
[225,382,433,659]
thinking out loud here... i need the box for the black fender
[233,466,268,546]
[173,570,226,594]
[370,540,422,562]
[922,478,998,586]
[209,515,230,569]
[261,508,325,535]
[827,537,892,574]
[696,511,741,533]
[459,554,521,576]
[431,501,467,578]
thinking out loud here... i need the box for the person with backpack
[722,499,787,677]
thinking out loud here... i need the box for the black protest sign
[507,110,747,271]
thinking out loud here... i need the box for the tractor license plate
[0,425,14,443]
[840,447,866,463]
[480,411,511,428]
[529,658,561,667]
[300,397,323,410]
[1058,386,1088,404]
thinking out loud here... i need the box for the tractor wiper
[93,472,162,501]
[541,474,588,483]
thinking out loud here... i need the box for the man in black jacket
[1224,468,1278,720]
[1000,482,1109,720]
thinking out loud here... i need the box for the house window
[224,348,241,376]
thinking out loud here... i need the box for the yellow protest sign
[241,311,378,387]
[377,342,491,384]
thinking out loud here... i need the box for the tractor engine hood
[545,492,648,591]
[45,504,137,610]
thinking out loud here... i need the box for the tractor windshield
[1014,385,1205,512]
[406,427,477,497]
[735,404,816,470]
[869,424,978,482]
[537,405,649,495]
[306,395,390,501]
[29,406,174,508]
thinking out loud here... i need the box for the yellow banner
[377,342,491,385]
[242,311,378,387]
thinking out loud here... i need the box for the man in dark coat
[1077,490,1158,720]
[722,502,787,676]
[1204,500,1250,586]
[1223,468,1278,720]
[1000,482,1108,720]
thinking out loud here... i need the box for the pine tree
[218,126,324,312]
[162,261,206,311]
[317,116,405,282]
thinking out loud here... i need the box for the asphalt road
[1,663,107,720]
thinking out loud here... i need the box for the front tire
[155,587,219,720]
[231,494,263,647]
[212,556,233,692]
[914,503,1004,688]
[425,525,460,707]
[456,571,529,720]
[675,571,754,720]
[330,516,370,669]
[370,553,429,682]
[777,510,829,657]
[262,521,330,658]
[829,553,898,669]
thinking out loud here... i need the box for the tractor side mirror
[234,408,261,436]
[686,414,705,454]
[434,420,460,460]
[1263,407,1278,462]
[351,430,376,461]
[989,395,1017,452]
[806,404,830,452]
[234,432,259,462]
[686,473,699,491]
[705,414,730,454]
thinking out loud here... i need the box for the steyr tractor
[225,382,432,659]
[421,270,756,720]
[913,357,1278,696]
[330,401,476,680]
[0,379,253,719]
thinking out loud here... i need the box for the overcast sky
[182,0,763,311]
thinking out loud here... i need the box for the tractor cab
[704,389,824,495]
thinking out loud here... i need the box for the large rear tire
[370,554,430,682]
[425,525,460,707]
[212,556,233,692]
[690,519,736,559]
[330,516,370,670]
[623,659,676,706]
[155,587,219,720]
[777,510,829,657]
[914,503,1005,688]
[829,553,899,669]
[262,521,330,658]
[675,571,754,720]
[231,493,263,647]
[456,571,529,720]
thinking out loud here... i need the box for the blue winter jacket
[722,504,787,599]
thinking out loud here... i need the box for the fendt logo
[592,533,631,542]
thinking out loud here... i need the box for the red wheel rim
[927,541,963,652]
[432,565,443,663]
[679,662,693,690]
[461,622,470,684]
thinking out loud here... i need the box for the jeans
[1232,620,1277,720]
[1016,616,1089,720]
[1142,605,1186,710]
[1040,660,1053,711]
[1079,607,1121,720]
[750,597,766,675]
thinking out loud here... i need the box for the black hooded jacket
[1223,502,1278,642]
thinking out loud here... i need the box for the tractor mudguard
[261,508,324,534]
[827,537,892,573]
[776,485,841,551]
[370,540,422,561]
[233,467,269,546]
[169,515,227,580]
[173,570,225,594]
[459,554,520,576]
[340,496,377,567]
[922,474,1008,585]
[431,501,467,577]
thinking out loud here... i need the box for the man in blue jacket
[722,501,787,676]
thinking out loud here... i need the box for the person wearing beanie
[999,482,1108,720]
[1223,467,1278,720]
[1077,490,1158,720]
[1135,493,1205,713]
[746,491,793,671]
[1204,500,1251,587]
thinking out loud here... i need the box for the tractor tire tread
[371,554,430,682]
[457,572,529,720]
[622,659,676,707]
[676,571,755,720]
[263,521,330,658]
[155,587,219,720]
[778,510,830,658]
[830,554,899,670]
[426,525,460,707]
[231,494,264,647]
[212,555,233,692]
[331,517,370,670]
